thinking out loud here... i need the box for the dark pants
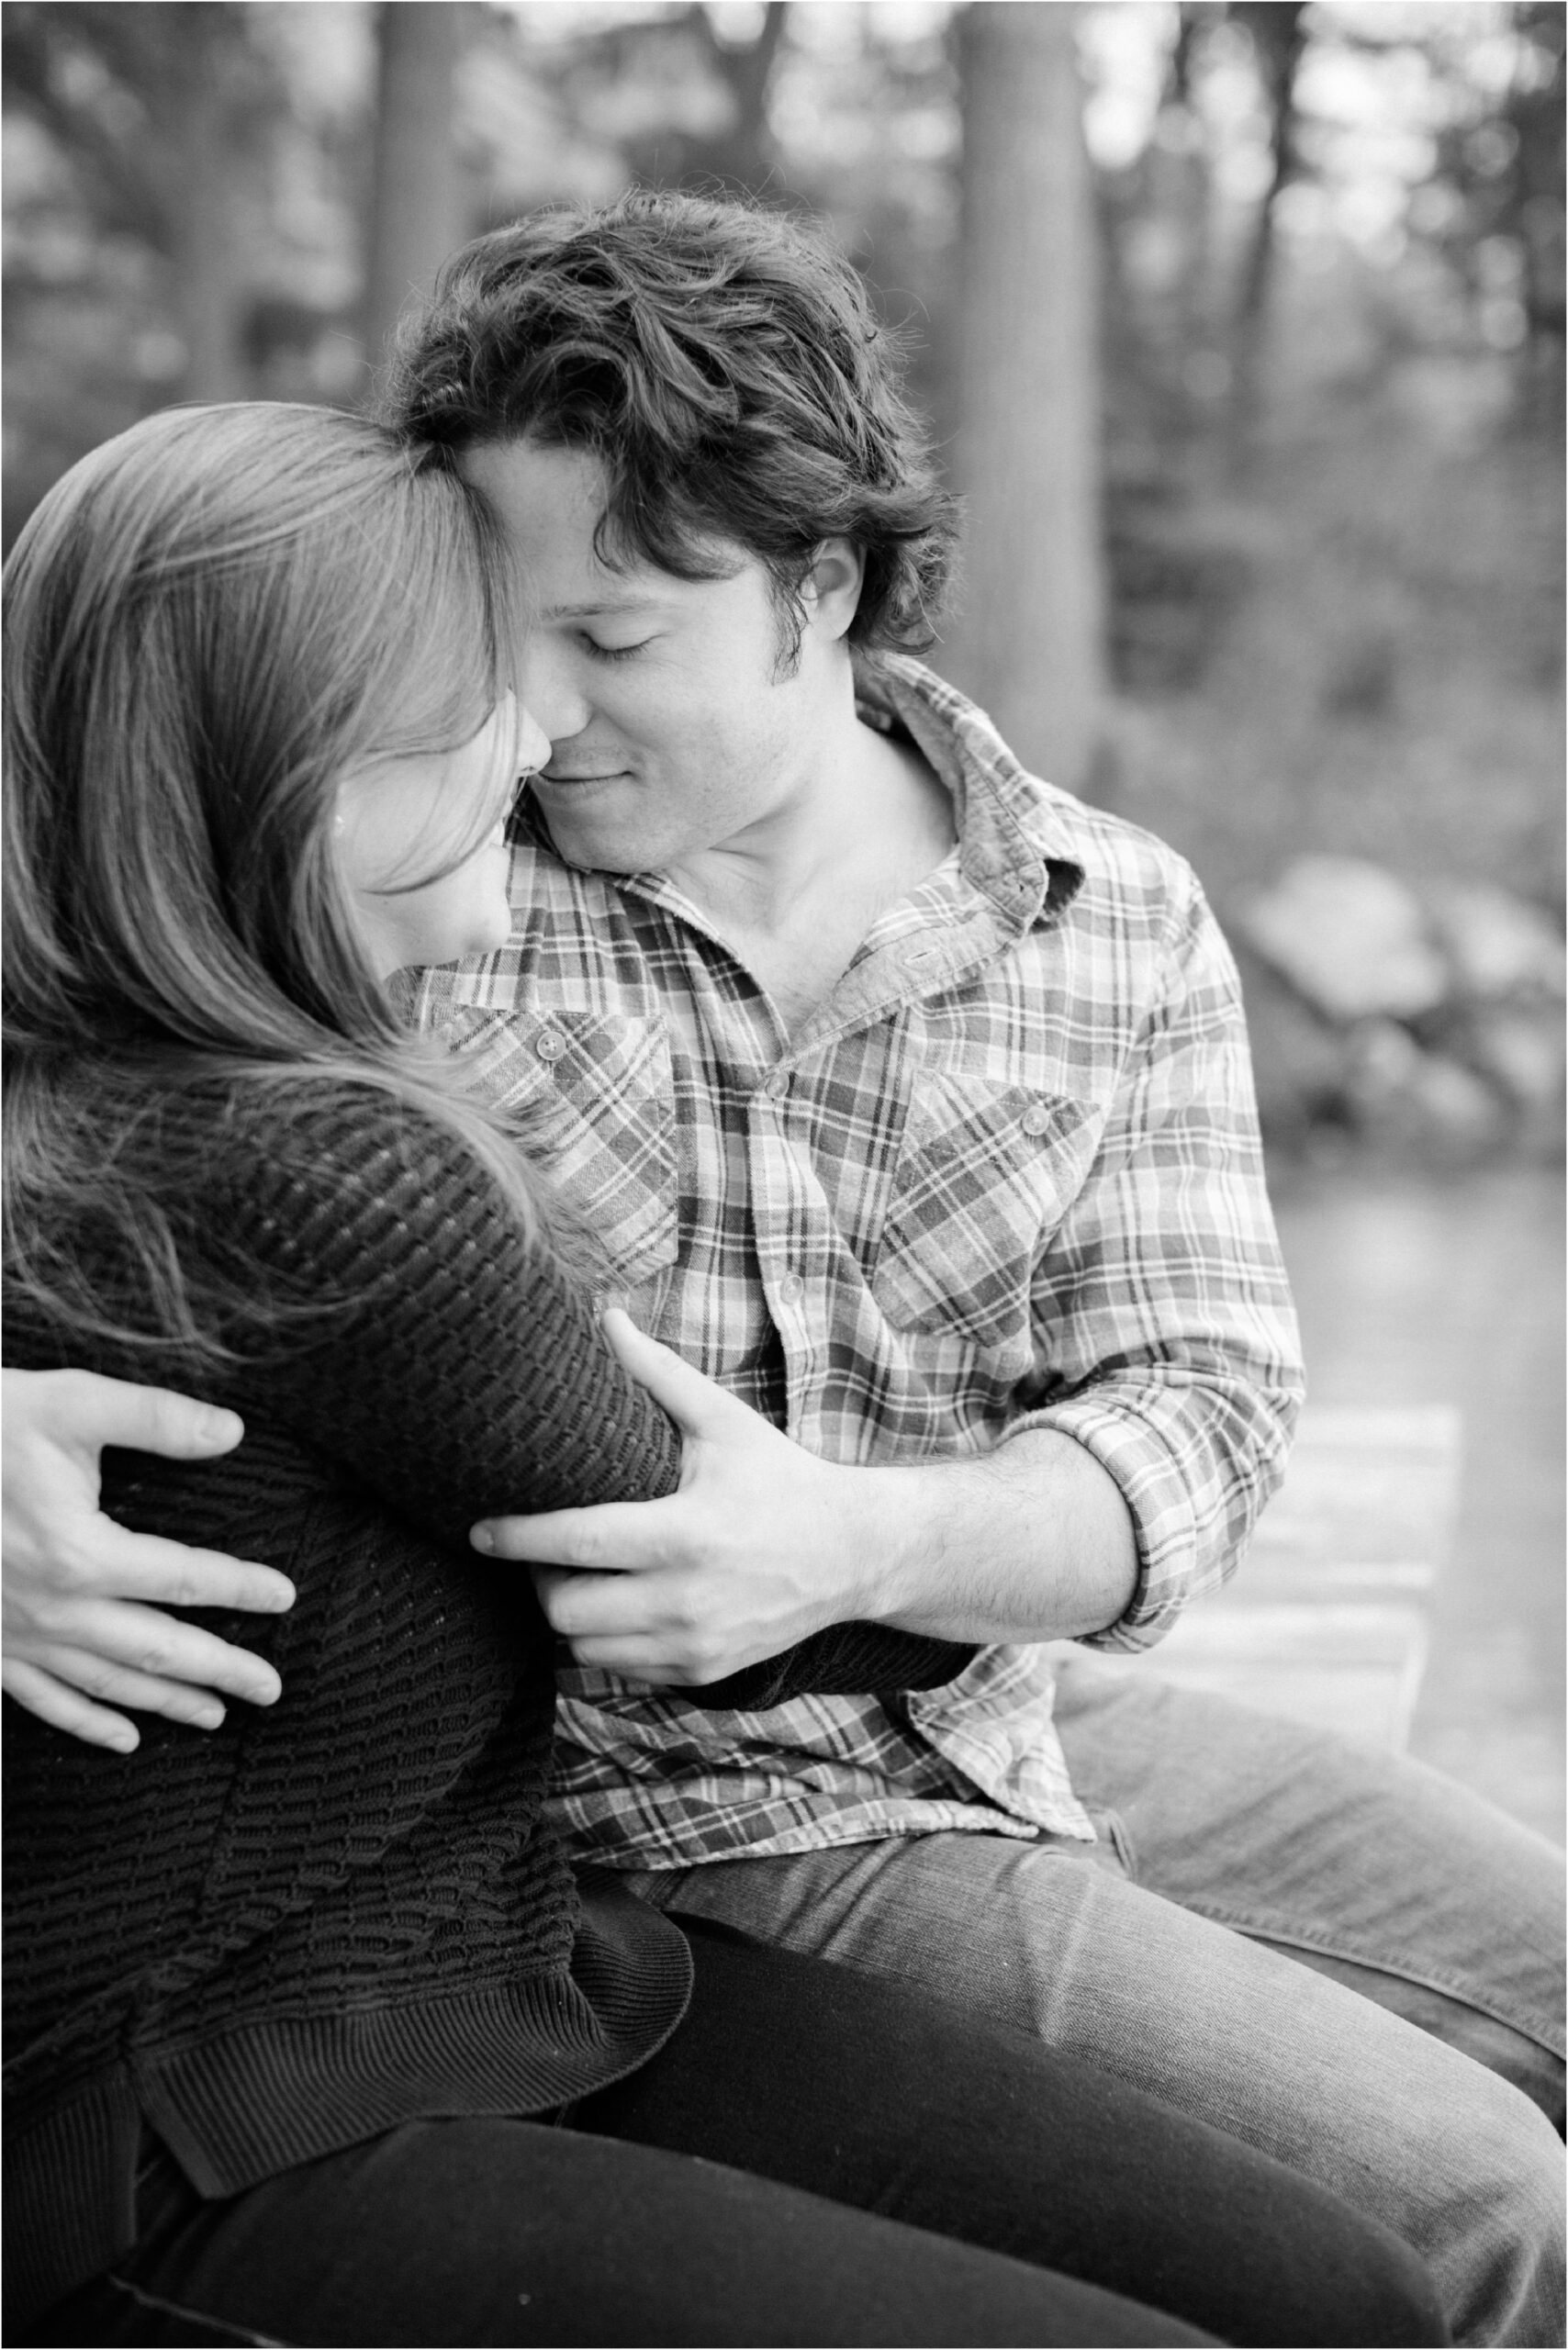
[34,1919,1446,2348]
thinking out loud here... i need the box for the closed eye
[581,634,654,664]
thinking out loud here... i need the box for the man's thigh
[629,1834,1563,2347]
[1051,1649,1565,2114]
[571,1917,1443,2350]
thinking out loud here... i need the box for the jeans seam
[1092,1807,1138,1880]
[1189,1904,1568,2056]
[106,2272,294,2347]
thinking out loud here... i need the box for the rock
[1461,1006,1566,1112]
[1422,881,1566,1003]
[1344,1016,1422,1103]
[1405,1054,1509,1150]
[1236,856,1450,1025]
[1231,939,1352,1147]
[1344,1019,1507,1157]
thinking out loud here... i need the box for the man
[6,193,1562,2344]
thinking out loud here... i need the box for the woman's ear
[800,538,865,643]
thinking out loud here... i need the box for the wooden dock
[1110,1405,1462,1751]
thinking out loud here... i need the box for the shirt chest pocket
[870,1078,1103,1360]
[442,1004,678,1290]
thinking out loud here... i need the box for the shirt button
[778,1270,805,1304]
[534,1029,566,1064]
[1021,1102,1053,1136]
[761,1069,790,1102]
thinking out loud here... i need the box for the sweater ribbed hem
[137,1960,693,2195]
[5,2071,142,2334]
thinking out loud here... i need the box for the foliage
[4,0,1561,963]
[2,1,364,540]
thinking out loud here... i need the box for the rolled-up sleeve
[1012,873,1304,1650]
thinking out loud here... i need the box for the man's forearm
[843,1429,1140,1647]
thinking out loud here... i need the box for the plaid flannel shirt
[414,658,1304,1862]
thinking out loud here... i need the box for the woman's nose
[513,701,554,776]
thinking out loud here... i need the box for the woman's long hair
[5,400,554,1358]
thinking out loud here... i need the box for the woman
[2,402,1445,2349]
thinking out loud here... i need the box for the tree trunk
[363,3,470,371]
[1226,0,1307,442]
[940,2,1106,794]
[131,4,255,401]
[168,41,249,403]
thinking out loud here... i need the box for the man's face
[459,440,842,878]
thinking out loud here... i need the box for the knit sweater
[4,1076,974,2326]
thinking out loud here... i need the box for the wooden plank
[1146,1603,1431,1751]
[1244,1405,1462,1588]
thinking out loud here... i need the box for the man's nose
[514,634,591,748]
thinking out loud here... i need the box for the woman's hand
[3,1368,295,1752]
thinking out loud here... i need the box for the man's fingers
[558,1628,757,1687]
[561,1636,707,1684]
[532,1564,667,1641]
[48,1370,244,1462]
[1,1655,140,1751]
[26,1644,230,1729]
[97,1531,295,1617]
[471,1498,675,1569]
[25,1600,283,1707]
[598,1310,754,1438]
[534,1568,740,1684]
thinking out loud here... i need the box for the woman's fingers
[0,1654,142,1751]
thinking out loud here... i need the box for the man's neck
[665,677,957,1038]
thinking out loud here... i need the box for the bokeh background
[4,0,1562,1833]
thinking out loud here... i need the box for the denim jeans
[623,1654,1566,2349]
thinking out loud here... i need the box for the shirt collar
[855,655,1086,937]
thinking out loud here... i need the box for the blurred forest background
[4,0,1562,1833]
[5,0,1563,1161]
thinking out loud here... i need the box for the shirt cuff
[1006,1394,1202,1651]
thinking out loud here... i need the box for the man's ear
[800,539,865,643]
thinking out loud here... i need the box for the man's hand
[3,1369,295,1753]
[472,1312,877,1684]
[471,1310,1140,1684]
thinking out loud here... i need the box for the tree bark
[363,3,470,370]
[620,2,789,197]
[1226,0,1307,440]
[940,2,1106,793]
[167,17,250,404]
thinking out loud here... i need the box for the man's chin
[540,813,655,878]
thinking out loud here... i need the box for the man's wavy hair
[380,189,958,665]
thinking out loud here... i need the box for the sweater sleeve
[694,1627,977,1707]
[210,1093,972,1695]
[211,1094,682,1556]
